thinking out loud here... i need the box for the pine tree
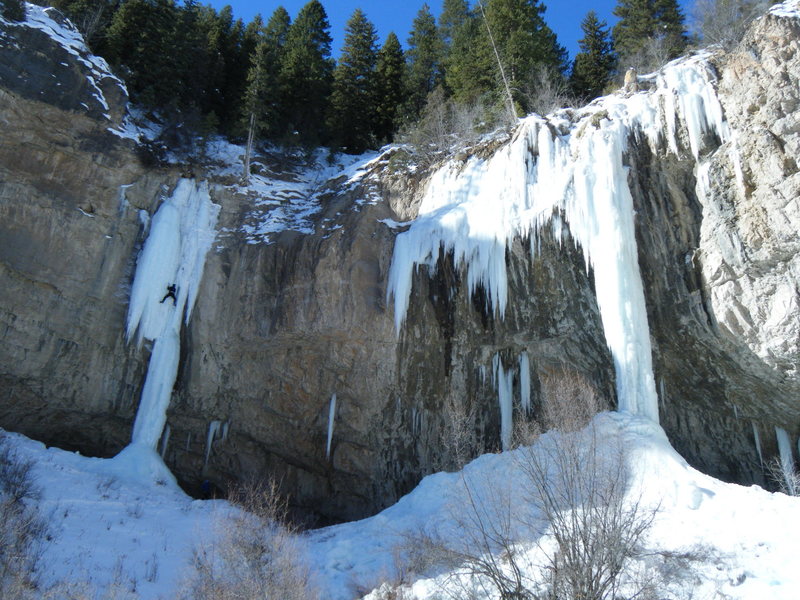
[328,8,379,153]
[479,0,567,114]
[406,3,444,119]
[612,0,656,58]
[484,0,567,81]
[654,0,688,57]
[570,11,617,101]
[174,0,210,113]
[242,7,291,140]
[444,11,494,103]
[1,0,26,22]
[439,0,470,50]
[280,0,334,146]
[613,0,687,61]
[374,32,406,144]
[105,0,180,107]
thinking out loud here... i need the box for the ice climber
[160,284,177,306]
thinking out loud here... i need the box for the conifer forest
[29,0,695,154]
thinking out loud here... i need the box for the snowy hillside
[2,1,800,599]
[3,412,800,599]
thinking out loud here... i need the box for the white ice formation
[126,179,220,449]
[387,55,730,425]
[326,393,337,460]
[493,355,514,451]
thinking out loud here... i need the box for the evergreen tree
[654,0,689,57]
[280,0,334,146]
[374,32,406,144]
[474,0,568,113]
[570,11,617,101]
[612,0,655,58]
[242,7,291,139]
[174,0,211,113]
[613,0,687,61]
[406,3,444,119]
[444,11,494,103]
[0,0,25,21]
[328,9,379,153]
[105,0,180,107]
[194,5,234,120]
[439,0,470,50]
[484,0,567,82]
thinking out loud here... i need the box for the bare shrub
[399,88,509,166]
[539,368,607,432]
[398,477,535,600]
[436,395,478,472]
[692,0,770,50]
[182,478,318,600]
[0,434,46,598]
[399,373,658,600]
[767,456,800,497]
[522,65,574,117]
[617,35,676,77]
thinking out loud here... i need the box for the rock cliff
[0,5,798,522]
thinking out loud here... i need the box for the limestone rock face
[708,13,800,382]
[1,7,799,523]
[0,8,172,457]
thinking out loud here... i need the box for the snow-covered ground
[3,412,799,599]
[205,141,384,245]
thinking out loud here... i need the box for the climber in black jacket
[160,284,177,306]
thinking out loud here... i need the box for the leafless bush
[398,476,535,600]
[617,35,676,77]
[514,372,654,599]
[181,478,318,600]
[399,373,658,600]
[692,0,770,50]
[436,395,479,472]
[399,88,509,165]
[522,66,575,117]
[539,369,607,432]
[0,434,45,599]
[767,456,800,496]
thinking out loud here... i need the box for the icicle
[493,354,514,451]
[158,424,171,459]
[752,422,764,470]
[326,393,336,460]
[519,352,531,415]
[204,420,221,469]
[776,427,796,474]
[118,183,132,214]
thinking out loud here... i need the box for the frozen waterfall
[126,179,220,449]
[387,56,730,425]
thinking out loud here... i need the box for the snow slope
[4,412,799,599]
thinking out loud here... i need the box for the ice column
[326,393,337,459]
[776,427,797,476]
[126,179,220,449]
[519,352,531,415]
[493,355,514,451]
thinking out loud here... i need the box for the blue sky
[209,0,695,61]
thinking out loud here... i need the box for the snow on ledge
[770,0,800,18]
